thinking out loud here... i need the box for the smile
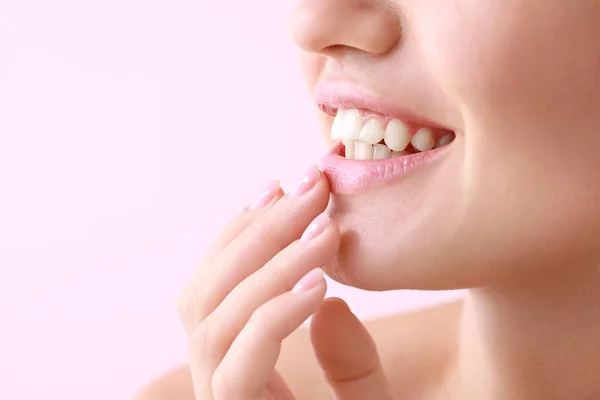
[316,86,456,194]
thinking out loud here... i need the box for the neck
[458,266,600,400]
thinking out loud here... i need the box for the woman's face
[290,0,600,291]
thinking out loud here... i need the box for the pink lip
[314,80,454,194]
[319,142,450,194]
[314,80,449,130]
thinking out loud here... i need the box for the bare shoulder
[277,298,464,399]
[134,298,464,400]
[368,299,464,398]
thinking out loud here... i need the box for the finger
[202,180,285,264]
[194,214,339,387]
[186,166,330,329]
[206,213,339,350]
[310,298,395,400]
[211,269,327,400]
[178,181,284,334]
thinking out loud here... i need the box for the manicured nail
[249,180,280,210]
[291,165,320,197]
[292,268,324,293]
[301,213,330,241]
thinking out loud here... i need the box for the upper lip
[314,79,451,130]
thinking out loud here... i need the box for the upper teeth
[360,119,385,144]
[341,109,363,140]
[411,128,435,152]
[384,119,411,151]
[331,109,451,160]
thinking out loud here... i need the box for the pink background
[0,1,463,399]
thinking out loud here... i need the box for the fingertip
[312,297,357,333]
[320,214,341,248]
[323,297,351,311]
[326,214,341,236]
[246,185,285,212]
[302,168,332,206]
[311,276,329,301]
[292,268,325,293]
[316,168,331,191]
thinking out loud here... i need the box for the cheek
[401,1,600,274]
[415,0,600,209]
[420,2,600,267]
[417,1,600,128]
[414,1,536,115]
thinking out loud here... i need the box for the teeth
[411,128,435,152]
[343,139,355,159]
[359,119,385,144]
[384,119,411,151]
[330,110,346,140]
[341,109,363,140]
[434,133,455,149]
[373,144,391,160]
[334,109,454,160]
[354,141,373,160]
[392,150,410,158]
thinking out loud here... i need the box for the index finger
[202,180,284,265]
[177,180,284,333]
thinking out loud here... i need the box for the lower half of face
[298,0,600,291]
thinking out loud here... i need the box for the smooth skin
[135,169,460,399]
[138,169,398,400]
[136,301,462,400]
[138,0,600,398]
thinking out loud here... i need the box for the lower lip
[319,142,449,194]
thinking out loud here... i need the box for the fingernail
[249,180,280,210]
[291,165,320,197]
[292,268,324,293]
[301,213,330,241]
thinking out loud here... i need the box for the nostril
[289,0,402,56]
[320,44,354,58]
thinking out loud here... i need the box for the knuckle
[249,304,276,333]
[246,215,272,238]
[176,289,200,332]
[189,323,212,364]
[177,281,214,334]
[249,204,289,236]
[245,219,285,254]
[190,318,224,365]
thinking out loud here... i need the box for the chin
[321,193,462,292]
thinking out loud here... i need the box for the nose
[290,0,402,56]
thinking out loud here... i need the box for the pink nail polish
[292,268,324,293]
[291,165,320,197]
[301,213,330,241]
[249,180,280,210]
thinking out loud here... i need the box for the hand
[177,165,394,399]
